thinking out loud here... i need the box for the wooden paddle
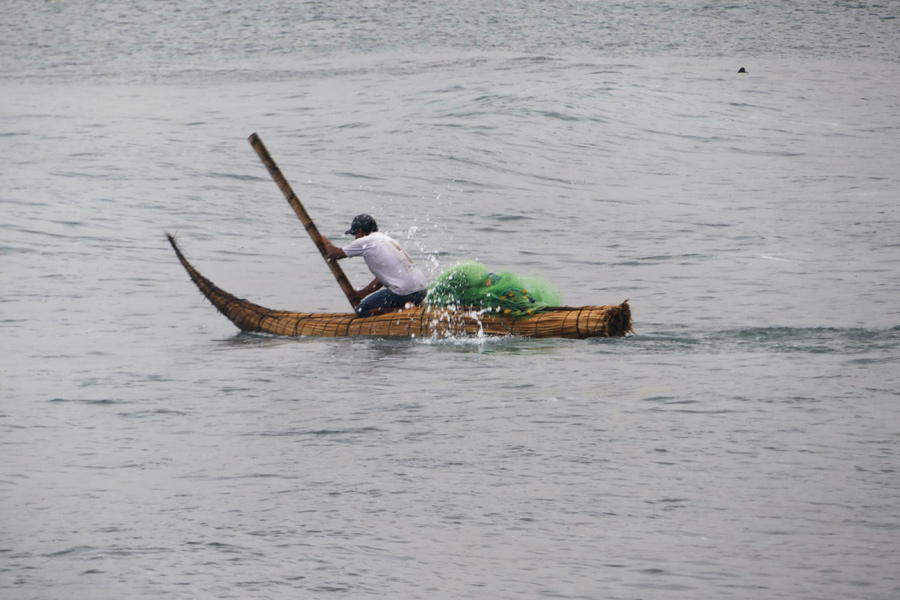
[248,133,360,309]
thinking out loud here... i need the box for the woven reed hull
[167,234,631,339]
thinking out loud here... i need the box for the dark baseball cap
[345,214,378,235]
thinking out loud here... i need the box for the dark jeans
[355,288,427,317]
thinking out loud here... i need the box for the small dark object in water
[738,67,747,73]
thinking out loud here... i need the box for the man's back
[343,232,426,296]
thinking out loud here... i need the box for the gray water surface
[2,2,899,598]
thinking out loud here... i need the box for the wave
[622,326,900,355]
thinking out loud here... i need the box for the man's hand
[354,279,383,302]
[322,235,346,261]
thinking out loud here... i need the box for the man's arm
[321,235,381,301]
[353,278,383,302]
[322,235,346,260]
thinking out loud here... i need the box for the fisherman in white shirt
[322,214,428,317]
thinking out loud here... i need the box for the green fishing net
[426,261,562,317]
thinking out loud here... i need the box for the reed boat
[167,234,632,339]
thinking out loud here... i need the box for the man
[322,214,428,317]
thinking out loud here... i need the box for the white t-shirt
[343,232,427,296]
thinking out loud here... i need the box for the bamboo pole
[248,133,359,309]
